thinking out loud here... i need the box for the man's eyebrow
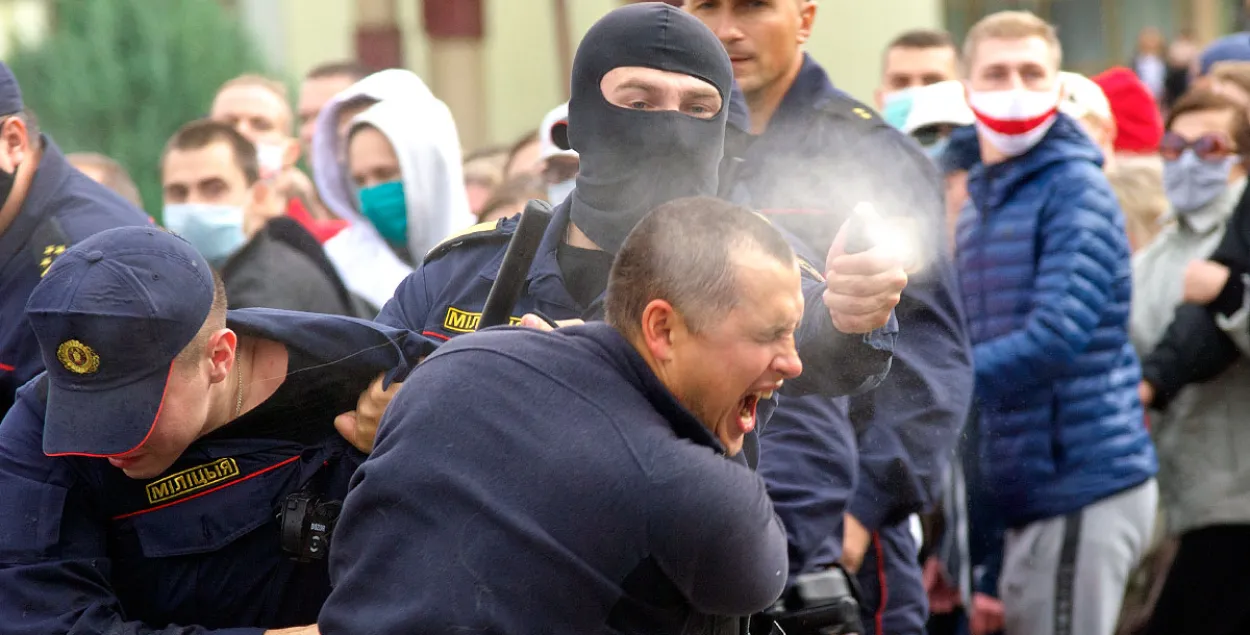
[612,79,662,94]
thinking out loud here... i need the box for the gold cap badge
[57,339,100,375]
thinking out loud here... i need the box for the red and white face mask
[966,86,1062,157]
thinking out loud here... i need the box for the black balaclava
[567,3,732,254]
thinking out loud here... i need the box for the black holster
[753,566,865,635]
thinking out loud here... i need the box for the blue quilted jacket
[955,115,1157,526]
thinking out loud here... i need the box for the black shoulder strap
[815,93,892,133]
[423,218,514,264]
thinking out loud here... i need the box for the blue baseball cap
[1199,33,1250,76]
[26,226,216,458]
[0,62,23,116]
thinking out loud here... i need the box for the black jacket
[1141,185,1250,409]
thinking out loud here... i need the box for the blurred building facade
[0,0,1246,150]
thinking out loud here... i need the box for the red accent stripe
[971,105,1058,135]
[0,362,13,372]
[422,330,450,341]
[111,455,302,520]
[873,532,888,635]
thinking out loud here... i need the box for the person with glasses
[1129,86,1250,635]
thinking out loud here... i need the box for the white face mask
[966,86,1062,157]
[256,143,286,180]
[547,178,576,206]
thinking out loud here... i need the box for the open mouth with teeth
[737,390,775,435]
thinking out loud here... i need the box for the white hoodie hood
[311,69,472,309]
[350,99,472,261]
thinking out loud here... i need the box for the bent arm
[973,191,1121,402]
[650,449,789,616]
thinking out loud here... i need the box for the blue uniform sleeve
[786,273,896,398]
[972,177,1121,402]
[0,392,262,635]
[649,445,790,615]
[375,265,433,331]
[758,395,857,578]
[846,258,974,531]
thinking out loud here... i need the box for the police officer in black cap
[0,226,433,634]
[0,61,150,416]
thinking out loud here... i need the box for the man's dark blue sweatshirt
[319,322,789,634]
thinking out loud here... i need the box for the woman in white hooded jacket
[312,69,475,309]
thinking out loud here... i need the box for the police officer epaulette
[423,217,516,264]
[29,214,71,278]
[816,93,892,133]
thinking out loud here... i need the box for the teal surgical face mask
[162,203,246,266]
[358,180,408,246]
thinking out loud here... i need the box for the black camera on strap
[279,491,342,563]
[754,566,866,635]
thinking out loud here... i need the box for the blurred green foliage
[7,0,271,220]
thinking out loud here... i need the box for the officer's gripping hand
[823,218,908,334]
[519,314,585,332]
[335,373,403,454]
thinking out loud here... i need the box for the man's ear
[0,116,30,173]
[796,1,817,45]
[874,87,885,111]
[639,299,685,363]
[205,328,238,385]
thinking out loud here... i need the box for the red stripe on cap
[45,362,175,459]
[971,104,1058,135]
[0,362,13,372]
[422,330,451,341]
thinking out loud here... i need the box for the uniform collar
[569,322,727,455]
[769,53,840,130]
[0,136,69,274]
[523,198,584,314]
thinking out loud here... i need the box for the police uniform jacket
[321,322,789,635]
[0,137,150,415]
[0,308,431,635]
[722,55,973,634]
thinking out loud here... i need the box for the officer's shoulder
[423,216,517,265]
[813,92,892,133]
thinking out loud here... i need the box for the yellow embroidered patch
[442,307,523,333]
[146,458,240,505]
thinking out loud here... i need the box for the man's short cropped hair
[963,11,1062,72]
[67,152,144,208]
[162,119,260,186]
[305,60,372,82]
[174,269,229,371]
[887,29,957,55]
[218,73,289,104]
[606,196,796,340]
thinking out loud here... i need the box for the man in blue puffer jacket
[954,11,1158,635]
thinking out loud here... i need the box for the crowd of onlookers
[35,9,1250,635]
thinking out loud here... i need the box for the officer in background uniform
[684,2,974,634]
[0,61,149,416]
[336,3,912,464]
[0,227,431,634]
